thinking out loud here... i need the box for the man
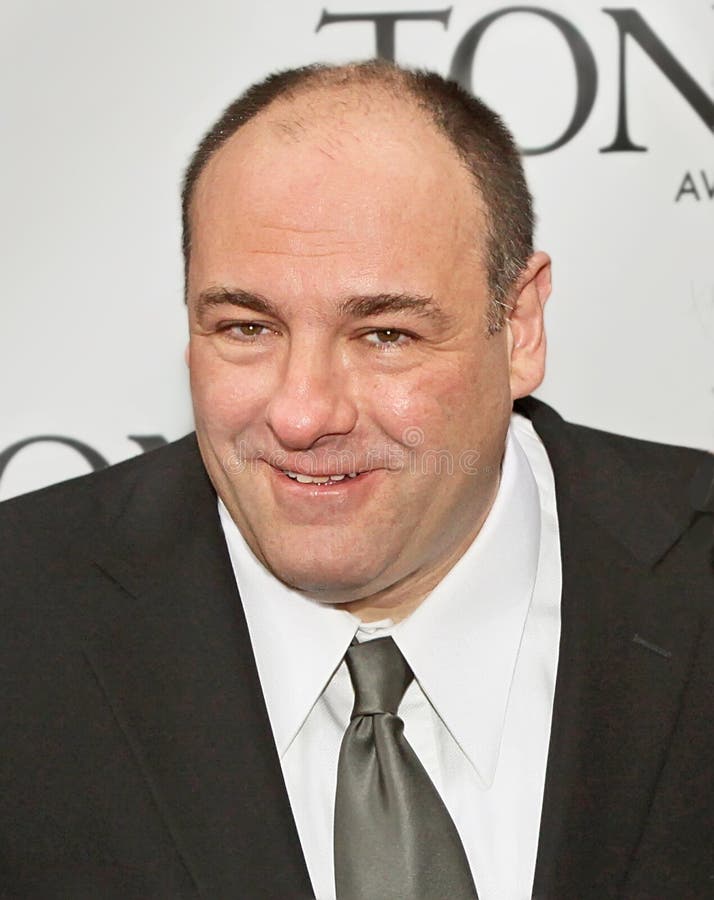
[0,61,712,899]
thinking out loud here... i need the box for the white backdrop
[1,0,712,500]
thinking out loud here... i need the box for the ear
[506,251,552,401]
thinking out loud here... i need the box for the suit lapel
[85,437,313,898]
[518,398,702,898]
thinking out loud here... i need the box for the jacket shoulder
[571,419,710,495]
[566,420,713,524]
[0,433,201,559]
[516,395,713,571]
[517,394,713,521]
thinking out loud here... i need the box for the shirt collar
[392,422,541,786]
[218,502,359,757]
[219,415,541,780]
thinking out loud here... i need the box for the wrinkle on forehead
[246,246,356,259]
[259,222,342,234]
[241,218,362,260]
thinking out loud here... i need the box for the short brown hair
[181,61,534,333]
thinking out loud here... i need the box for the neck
[341,476,501,624]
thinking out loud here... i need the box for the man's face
[187,93,519,605]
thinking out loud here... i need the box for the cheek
[189,344,269,437]
[368,367,462,446]
[369,350,509,451]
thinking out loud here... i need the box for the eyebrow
[337,293,450,324]
[196,286,451,325]
[195,287,279,319]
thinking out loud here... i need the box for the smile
[281,469,361,484]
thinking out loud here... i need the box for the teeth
[282,470,357,483]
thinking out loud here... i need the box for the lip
[269,461,373,483]
[268,461,369,478]
[281,469,359,482]
[265,460,382,502]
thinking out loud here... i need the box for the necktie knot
[345,636,413,718]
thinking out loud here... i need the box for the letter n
[600,9,714,153]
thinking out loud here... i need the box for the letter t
[316,8,452,61]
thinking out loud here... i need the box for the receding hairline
[187,72,482,225]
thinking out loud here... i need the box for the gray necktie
[334,636,479,899]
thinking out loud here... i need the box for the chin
[263,551,386,603]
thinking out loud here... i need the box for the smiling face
[186,89,547,617]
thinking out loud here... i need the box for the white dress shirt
[219,411,562,900]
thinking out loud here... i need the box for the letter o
[449,6,598,155]
[0,436,108,489]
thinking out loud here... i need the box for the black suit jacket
[1,397,712,899]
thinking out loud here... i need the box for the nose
[265,338,358,450]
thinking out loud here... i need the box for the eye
[224,322,274,340]
[364,328,411,347]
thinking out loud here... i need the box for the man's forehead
[195,83,472,201]
[187,82,486,289]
